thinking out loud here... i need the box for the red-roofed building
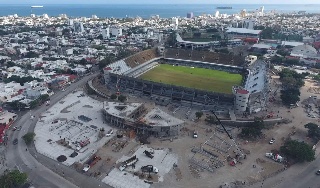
[0,111,17,144]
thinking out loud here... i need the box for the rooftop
[226,28,262,35]
[103,102,143,120]
[142,108,184,127]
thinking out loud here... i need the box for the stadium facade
[103,48,269,115]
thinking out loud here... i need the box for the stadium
[103,47,269,114]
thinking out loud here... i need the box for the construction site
[31,60,320,188]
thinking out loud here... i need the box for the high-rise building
[242,19,255,30]
[110,27,122,37]
[187,12,194,18]
[260,6,264,16]
[73,22,85,33]
[101,28,110,39]
[172,17,179,30]
[215,11,220,18]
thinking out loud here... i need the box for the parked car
[269,138,275,144]
[143,150,154,159]
[316,170,320,175]
[13,138,18,145]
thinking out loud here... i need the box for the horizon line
[0,3,320,5]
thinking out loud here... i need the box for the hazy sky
[0,0,319,4]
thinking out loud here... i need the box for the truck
[119,155,138,171]
[141,165,159,174]
[79,139,90,147]
[143,150,154,159]
[83,155,101,172]
[106,129,114,137]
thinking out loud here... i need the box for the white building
[101,28,110,39]
[234,88,250,114]
[291,44,318,58]
[73,22,85,33]
[172,17,179,30]
[242,19,255,30]
[110,28,122,37]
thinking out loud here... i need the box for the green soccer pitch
[139,64,243,94]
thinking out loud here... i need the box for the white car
[269,138,275,144]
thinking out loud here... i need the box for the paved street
[5,72,111,188]
[257,148,320,188]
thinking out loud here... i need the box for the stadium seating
[164,49,245,66]
[124,48,159,68]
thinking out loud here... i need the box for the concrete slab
[102,145,178,188]
[34,90,115,166]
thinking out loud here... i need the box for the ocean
[1,4,320,18]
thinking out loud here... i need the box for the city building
[73,22,85,33]
[187,12,194,19]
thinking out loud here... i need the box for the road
[257,150,320,188]
[5,72,111,188]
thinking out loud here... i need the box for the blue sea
[1,4,320,18]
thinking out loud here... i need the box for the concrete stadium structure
[103,48,269,115]
[102,102,184,137]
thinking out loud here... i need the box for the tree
[118,95,127,102]
[99,55,115,70]
[280,140,315,162]
[0,170,28,188]
[110,94,117,100]
[79,58,87,65]
[24,51,39,58]
[6,61,16,67]
[305,123,320,143]
[22,132,35,145]
[280,88,300,106]
[205,115,217,125]
[195,111,203,119]
[240,117,265,139]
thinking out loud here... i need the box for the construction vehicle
[141,165,159,174]
[83,155,101,172]
[143,150,154,159]
[119,155,139,171]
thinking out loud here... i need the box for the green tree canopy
[195,111,203,119]
[305,123,320,143]
[205,115,217,125]
[110,94,117,100]
[22,132,35,145]
[240,117,265,139]
[118,95,127,102]
[280,140,315,162]
[0,170,28,188]
[280,88,300,106]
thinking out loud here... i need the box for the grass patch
[139,64,243,94]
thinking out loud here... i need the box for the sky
[0,0,319,4]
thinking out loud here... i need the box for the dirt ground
[87,74,320,188]
[150,77,320,188]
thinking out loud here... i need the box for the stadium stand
[124,48,159,68]
[164,49,245,66]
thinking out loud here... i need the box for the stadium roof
[142,108,184,127]
[226,28,262,35]
[281,41,304,47]
[176,33,212,45]
[103,102,143,120]
[252,43,272,49]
